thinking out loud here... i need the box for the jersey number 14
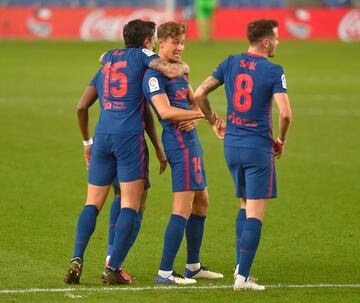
[233,74,253,112]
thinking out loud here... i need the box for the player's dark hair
[247,19,279,44]
[123,19,156,49]
[157,22,187,40]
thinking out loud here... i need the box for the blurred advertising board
[0,6,359,42]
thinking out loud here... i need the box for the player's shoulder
[266,61,285,75]
[99,48,126,63]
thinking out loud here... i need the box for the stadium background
[0,0,359,302]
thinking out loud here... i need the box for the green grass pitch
[0,40,359,302]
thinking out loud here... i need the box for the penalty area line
[1,284,360,294]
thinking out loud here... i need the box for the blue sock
[236,208,247,265]
[160,214,187,271]
[238,218,262,278]
[128,211,143,248]
[107,195,121,255]
[186,214,206,264]
[73,205,99,260]
[108,208,137,269]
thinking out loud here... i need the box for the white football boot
[185,265,224,279]
[233,274,265,291]
[156,271,197,285]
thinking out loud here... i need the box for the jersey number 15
[102,61,128,98]
[233,74,253,112]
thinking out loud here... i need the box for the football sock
[73,204,99,259]
[238,217,262,278]
[160,214,187,271]
[129,211,143,248]
[186,263,201,271]
[236,208,247,264]
[107,195,121,256]
[186,214,206,264]
[157,270,173,279]
[108,207,137,269]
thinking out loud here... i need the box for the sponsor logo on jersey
[149,77,160,92]
[281,74,287,90]
[142,48,156,57]
[228,112,258,127]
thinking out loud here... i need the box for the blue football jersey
[90,48,158,135]
[142,69,200,151]
[212,52,287,153]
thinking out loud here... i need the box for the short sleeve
[143,71,168,99]
[89,70,101,87]
[139,48,159,67]
[99,50,112,64]
[211,57,229,84]
[271,65,288,94]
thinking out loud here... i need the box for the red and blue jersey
[142,69,200,151]
[90,48,158,135]
[212,52,287,153]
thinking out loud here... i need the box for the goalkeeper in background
[195,0,217,42]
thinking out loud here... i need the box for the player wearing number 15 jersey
[195,19,292,291]
[64,19,188,285]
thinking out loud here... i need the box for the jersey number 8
[233,74,253,112]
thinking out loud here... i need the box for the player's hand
[212,120,226,139]
[210,113,226,139]
[273,138,285,159]
[178,119,199,132]
[84,145,92,169]
[156,148,167,174]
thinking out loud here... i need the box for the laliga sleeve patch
[148,77,160,93]
[281,74,287,89]
[142,48,156,57]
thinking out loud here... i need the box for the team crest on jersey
[281,74,287,89]
[142,48,155,57]
[148,77,160,92]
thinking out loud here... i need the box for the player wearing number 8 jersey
[195,19,292,291]
[64,19,189,285]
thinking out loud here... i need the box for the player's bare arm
[151,93,204,121]
[144,103,167,174]
[273,92,292,159]
[77,86,98,168]
[149,58,189,79]
[194,76,222,124]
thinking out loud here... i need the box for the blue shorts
[88,134,148,186]
[224,146,277,199]
[166,145,207,192]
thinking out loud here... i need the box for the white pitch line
[1,284,360,294]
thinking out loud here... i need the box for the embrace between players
[64,18,292,291]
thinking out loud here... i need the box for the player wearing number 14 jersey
[195,19,292,291]
[143,22,223,285]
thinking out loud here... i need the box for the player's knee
[192,197,208,216]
